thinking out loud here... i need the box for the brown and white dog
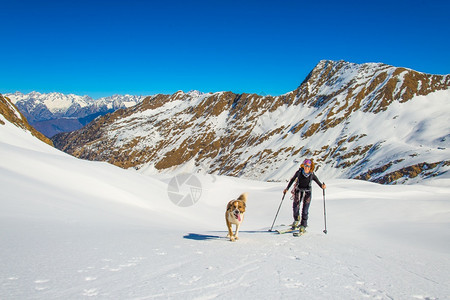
[225,193,247,242]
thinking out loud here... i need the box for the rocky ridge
[0,94,53,146]
[52,60,450,184]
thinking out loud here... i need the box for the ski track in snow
[1,224,448,299]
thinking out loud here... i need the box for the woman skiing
[283,158,326,232]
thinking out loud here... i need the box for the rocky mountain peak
[0,94,53,146]
[51,60,450,184]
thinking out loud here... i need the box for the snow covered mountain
[5,92,146,137]
[0,94,52,146]
[52,60,450,184]
[1,87,450,299]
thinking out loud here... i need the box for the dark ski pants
[292,190,311,227]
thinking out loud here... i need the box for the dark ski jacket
[286,168,322,192]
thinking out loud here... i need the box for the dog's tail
[237,192,248,203]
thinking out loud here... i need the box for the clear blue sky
[1,0,449,98]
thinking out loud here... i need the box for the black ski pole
[322,183,328,234]
[269,193,286,232]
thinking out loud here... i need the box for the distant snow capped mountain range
[51,60,450,184]
[4,92,146,137]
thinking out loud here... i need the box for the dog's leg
[229,223,236,242]
[229,223,236,241]
[234,223,240,240]
[226,217,234,241]
[230,226,236,242]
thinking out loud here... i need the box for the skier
[283,158,326,233]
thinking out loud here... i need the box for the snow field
[1,118,449,299]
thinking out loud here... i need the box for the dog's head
[228,200,246,221]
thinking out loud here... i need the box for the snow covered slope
[0,94,52,146]
[1,92,450,299]
[53,60,450,184]
[5,92,146,137]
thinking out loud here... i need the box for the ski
[275,223,306,235]
[276,228,298,234]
